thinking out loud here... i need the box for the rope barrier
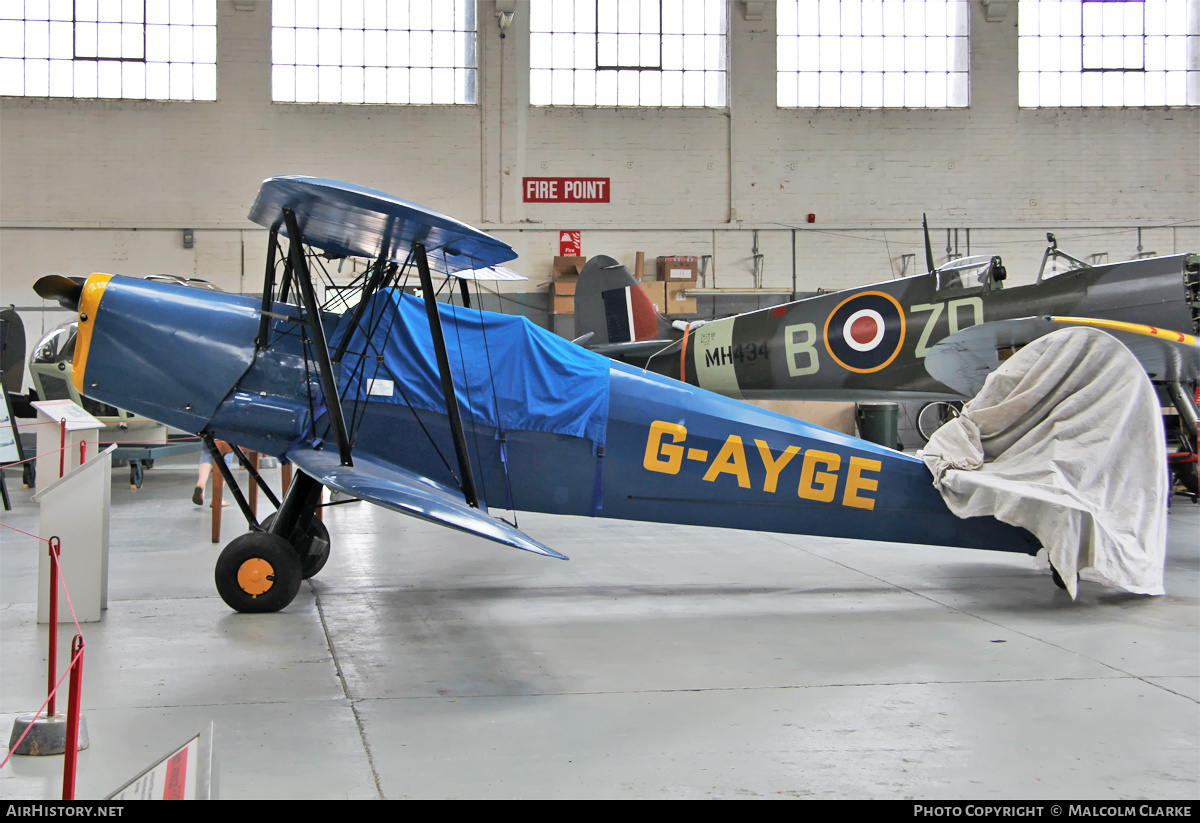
[1,433,202,471]
[0,524,89,800]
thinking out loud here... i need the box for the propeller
[33,275,87,311]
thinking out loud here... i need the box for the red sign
[163,747,188,800]
[560,231,581,256]
[523,177,610,203]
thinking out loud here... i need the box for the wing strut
[282,206,354,468]
[414,241,480,509]
[256,223,280,349]
[332,258,396,365]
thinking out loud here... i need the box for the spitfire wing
[1044,316,1199,384]
[925,316,1200,396]
[286,446,567,560]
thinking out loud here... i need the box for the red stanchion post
[79,440,86,465]
[61,635,85,800]
[58,418,66,479]
[47,536,60,717]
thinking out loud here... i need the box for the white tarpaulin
[921,328,1167,599]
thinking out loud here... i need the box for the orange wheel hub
[237,558,275,597]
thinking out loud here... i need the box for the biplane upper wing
[247,175,518,273]
[925,316,1200,397]
[286,446,567,560]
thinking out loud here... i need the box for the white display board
[107,724,217,800]
[31,399,103,432]
[32,444,115,623]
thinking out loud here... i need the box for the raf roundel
[823,291,906,373]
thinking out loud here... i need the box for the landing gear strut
[214,468,329,613]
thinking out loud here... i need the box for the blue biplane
[35,176,1040,613]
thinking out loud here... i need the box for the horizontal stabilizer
[286,447,567,560]
[589,339,680,358]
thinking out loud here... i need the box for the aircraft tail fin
[601,284,660,344]
[575,254,670,345]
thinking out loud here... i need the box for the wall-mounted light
[981,0,1011,23]
[497,0,516,35]
[182,229,194,249]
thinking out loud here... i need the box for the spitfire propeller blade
[33,275,87,311]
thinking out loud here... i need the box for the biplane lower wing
[286,446,567,560]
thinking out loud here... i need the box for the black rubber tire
[1179,461,1198,497]
[260,513,331,580]
[1051,565,1067,590]
[916,400,963,442]
[214,531,303,613]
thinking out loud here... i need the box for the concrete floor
[1,456,1197,800]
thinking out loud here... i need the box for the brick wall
[2,1,1196,379]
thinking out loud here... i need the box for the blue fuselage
[75,275,1037,556]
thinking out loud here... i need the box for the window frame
[1016,0,1200,108]
[269,0,480,106]
[775,0,973,109]
[0,0,218,101]
[529,0,730,109]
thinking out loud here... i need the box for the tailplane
[574,255,673,348]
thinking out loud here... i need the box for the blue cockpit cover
[333,291,610,446]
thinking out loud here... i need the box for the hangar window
[0,0,217,100]
[776,0,971,108]
[271,0,478,104]
[1018,0,1199,106]
[529,0,729,107]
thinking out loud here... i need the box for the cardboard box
[551,277,577,314]
[640,281,666,314]
[745,400,857,436]
[550,257,584,315]
[553,256,586,278]
[665,281,696,315]
[657,255,699,282]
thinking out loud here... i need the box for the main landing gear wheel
[260,513,330,579]
[215,532,302,613]
[916,400,963,442]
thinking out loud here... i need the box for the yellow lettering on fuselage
[844,456,882,510]
[641,421,881,509]
[644,420,686,474]
[702,435,751,488]
[797,449,840,502]
[755,440,800,493]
